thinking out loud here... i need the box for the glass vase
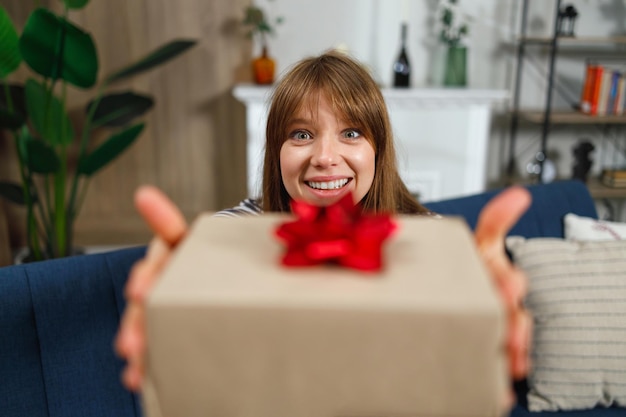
[252,46,275,85]
[443,46,467,87]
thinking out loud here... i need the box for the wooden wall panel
[1,0,252,247]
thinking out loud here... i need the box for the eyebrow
[287,118,312,126]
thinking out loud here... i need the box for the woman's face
[279,95,375,207]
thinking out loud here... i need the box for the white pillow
[506,236,626,412]
[564,213,626,241]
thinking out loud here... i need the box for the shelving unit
[507,0,626,182]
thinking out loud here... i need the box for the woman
[116,51,531,408]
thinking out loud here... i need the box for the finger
[509,309,533,379]
[489,260,528,309]
[115,302,146,391]
[115,302,145,360]
[135,185,188,247]
[502,387,516,413]
[125,239,172,303]
[475,186,532,255]
[122,362,144,392]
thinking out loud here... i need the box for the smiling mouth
[306,178,350,190]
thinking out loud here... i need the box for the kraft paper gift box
[142,214,508,417]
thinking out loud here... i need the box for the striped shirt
[213,198,439,218]
[213,198,263,218]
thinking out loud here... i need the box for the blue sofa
[1,180,624,417]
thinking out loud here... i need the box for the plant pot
[443,46,467,87]
[252,46,276,85]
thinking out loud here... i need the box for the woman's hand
[115,185,188,392]
[474,186,533,407]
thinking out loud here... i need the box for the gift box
[142,213,508,417]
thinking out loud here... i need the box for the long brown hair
[262,51,429,215]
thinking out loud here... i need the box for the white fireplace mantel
[233,84,508,202]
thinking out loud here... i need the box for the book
[602,177,626,188]
[614,73,626,116]
[589,65,604,115]
[604,169,626,179]
[607,70,621,115]
[582,62,626,116]
[597,70,613,116]
[580,62,598,114]
[601,169,626,188]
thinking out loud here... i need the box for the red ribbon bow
[274,193,398,272]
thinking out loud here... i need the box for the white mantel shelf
[233,84,509,202]
[233,84,508,106]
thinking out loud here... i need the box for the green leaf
[0,7,22,78]
[0,83,27,118]
[105,40,196,84]
[78,123,144,176]
[19,8,98,88]
[442,8,453,26]
[87,92,154,127]
[243,7,265,26]
[439,29,449,43]
[25,138,60,173]
[258,22,272,33]
[15,125,30,161]
[0,181,25,204]
[0,108,25,129]
[62,0,90,10]
[25,78,74,145]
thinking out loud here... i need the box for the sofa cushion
[565,213,626,241]
[0,246,146,417]
[506,237,626,412]
[424,180,598,237]
[0,264,48,416]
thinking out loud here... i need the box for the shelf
[586,177,626,199]
[519,36,626,46]
[517,110,626,125]
[508,178,626,200]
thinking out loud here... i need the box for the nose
[310,135,339,168]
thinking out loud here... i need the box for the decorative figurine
[557,4,579,37]
[527,150,558,184]
[572,141,595,182]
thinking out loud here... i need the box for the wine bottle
[393,23,411,88]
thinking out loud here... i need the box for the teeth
[307,179,349,190]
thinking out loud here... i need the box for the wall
[254,0,516,89]
[1,0,624,248]
[254,0,625,186]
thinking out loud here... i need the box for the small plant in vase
[438,0,470,86]
[242,2,283,84]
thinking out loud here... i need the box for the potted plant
[241,2,283,84]
[438,0,470,86]
[0,1,196,262]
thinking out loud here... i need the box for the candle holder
[557,4,578,37]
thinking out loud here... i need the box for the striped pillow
[506,237,626,412]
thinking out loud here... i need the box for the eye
[343,129,362,139]
[289,130,312,140]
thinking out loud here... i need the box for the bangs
[284,82,377,147]
[273,52,385,147]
